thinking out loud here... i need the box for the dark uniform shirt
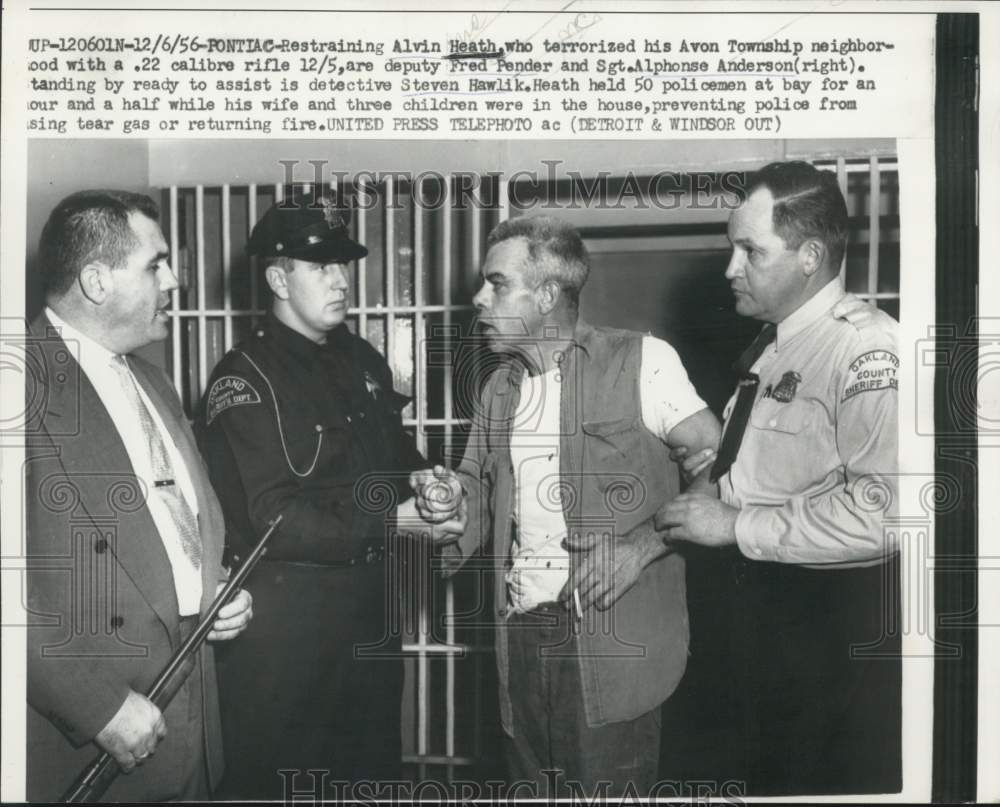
[197,312,420,793]
[197,311,425,564]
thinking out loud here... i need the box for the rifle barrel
[60,515,282,803]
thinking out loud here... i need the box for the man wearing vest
[657,161,901,794]
[423,216,721,797]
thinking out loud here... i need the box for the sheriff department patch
[207,375,261,424]
[842,350,899,402]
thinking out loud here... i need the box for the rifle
[61,514,283,803]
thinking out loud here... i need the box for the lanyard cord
[237,350,323,478]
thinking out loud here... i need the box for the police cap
[248,194,368,263]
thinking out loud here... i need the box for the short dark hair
[745,161,848,271]
[485,216,590,307]
[262,255,297,272]
[38,190,161,297]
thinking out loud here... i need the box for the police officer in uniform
[197,194,461,798]
[658,162,901,794]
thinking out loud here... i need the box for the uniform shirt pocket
[750,400,810,434]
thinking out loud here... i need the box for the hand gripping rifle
[61,514,283,803]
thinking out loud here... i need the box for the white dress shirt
[46,308,203,614]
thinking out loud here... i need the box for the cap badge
[320,197,345,230]
[364,370,382,400]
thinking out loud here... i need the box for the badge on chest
[762,370,802,403]
[364,370,382,400]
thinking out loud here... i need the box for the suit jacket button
[110,615,124,629]
[94,539,108,554]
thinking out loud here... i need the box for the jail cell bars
[162,158,898,781]
[820,156,901,319]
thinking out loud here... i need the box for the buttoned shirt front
[507,336,706,611]
[449,322,692,730]
[718,280,899,567]
[45,307,203,613]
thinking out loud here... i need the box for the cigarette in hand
[573,588,583,621]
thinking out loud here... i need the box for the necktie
[710,323,778,483]
[111,355,202,568]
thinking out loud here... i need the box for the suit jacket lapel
[129,360,224,615]
[29,315,180,631]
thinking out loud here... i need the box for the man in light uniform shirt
[658,161,901,794]
[24,190,252,801]
[429,216,721,796]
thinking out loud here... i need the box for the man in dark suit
[24,190,253,801]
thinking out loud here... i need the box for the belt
[525,600,564,614]
[256,544,386,569]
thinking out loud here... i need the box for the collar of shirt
[45,306,199,511]
[504,319,594,391]
[45,306,119,384]
[775,278,846,350]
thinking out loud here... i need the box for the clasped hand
[400,465,467,543]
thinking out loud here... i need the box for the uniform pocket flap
[750,401,809,434]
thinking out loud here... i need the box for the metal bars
[868,156,882,298]
[815,156,899,308]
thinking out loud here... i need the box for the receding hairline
[482,235,550,283]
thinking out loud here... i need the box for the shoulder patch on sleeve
[842,349,899,403]
[206,375,261,424]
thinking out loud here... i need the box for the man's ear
[798,238,825,277]
[77,262,112,305]
[536,279,562,315]
[265,264,290,300]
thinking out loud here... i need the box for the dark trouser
[736,555,902,795]
[505,602,661,799]
[214,559,403,800]
[96,616,209,802]
[174,615,210,800]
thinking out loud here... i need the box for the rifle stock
[60,514,283,803]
